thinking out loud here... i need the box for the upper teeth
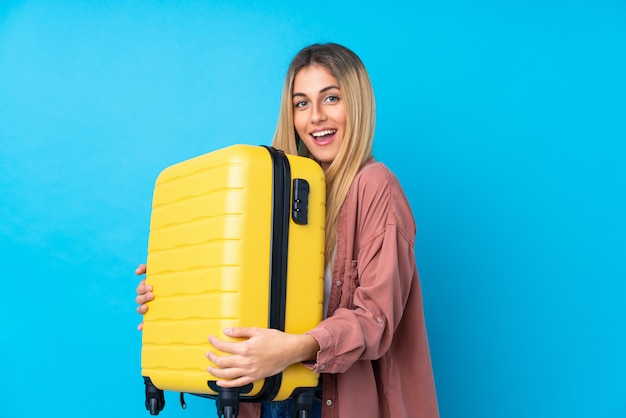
[312,130,336,137]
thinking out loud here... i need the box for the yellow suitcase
[141,144,325,417]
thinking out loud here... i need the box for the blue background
[1,1,624,417]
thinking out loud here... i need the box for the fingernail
[223,328,232,335]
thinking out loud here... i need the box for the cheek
[293,114,307,139]
[331,105,347,132]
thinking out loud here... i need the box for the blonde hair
[271,43,376,262]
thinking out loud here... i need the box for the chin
[311,152,336,166]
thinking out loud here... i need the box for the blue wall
[1,1,624,417]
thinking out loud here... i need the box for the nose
[310,102,327,123]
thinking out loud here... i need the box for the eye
[324,95,340,104]
[294,100,308,109]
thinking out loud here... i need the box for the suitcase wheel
[143,377,165,415]
[222,405,235,418]
[148,398,161,416]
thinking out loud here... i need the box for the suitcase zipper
[253,145,292,402]
[264,146,291,333]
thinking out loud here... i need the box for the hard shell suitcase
[141,144,326,417]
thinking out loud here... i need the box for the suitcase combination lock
[292,178,310,225]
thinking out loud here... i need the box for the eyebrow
[292,85,341,98]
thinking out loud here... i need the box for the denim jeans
[260,398,322,418]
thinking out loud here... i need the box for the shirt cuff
[305,327,334,373]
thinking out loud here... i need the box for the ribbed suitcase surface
[141,144,325,405]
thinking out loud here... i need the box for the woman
[136,43,439,418]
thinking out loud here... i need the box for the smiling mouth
[311,129,337,141]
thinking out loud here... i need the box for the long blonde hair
[271,43,376,262]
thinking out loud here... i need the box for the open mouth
[310,129,337,142]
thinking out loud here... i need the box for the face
[292,64,346,170]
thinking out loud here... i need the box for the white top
[322,248,336,319]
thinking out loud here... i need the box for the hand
[135,263,153,330]
[206,327,320,388]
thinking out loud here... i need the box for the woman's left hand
[207,327,319,388]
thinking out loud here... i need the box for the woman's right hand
[135,263,154,330]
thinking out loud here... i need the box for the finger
[137,321,144,331]
[215,375,256,389]
[207,363,255,388]
[206,349,243,370]
[137,303,149,314]
[222,327,259,339]
[136,280,153,296]
[135,292,154,305]
[208,335,241,355]
[135,264,147,275]
[209,335,234,354]
[207,364,244,379]
[206,349,222,365]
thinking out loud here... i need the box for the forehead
[293,64,339,93]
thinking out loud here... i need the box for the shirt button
[376,317,383,323]
[326,400,333,406]
[336,280,342,286]
[320,364,326,370]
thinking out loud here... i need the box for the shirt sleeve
[305,165,417,374]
